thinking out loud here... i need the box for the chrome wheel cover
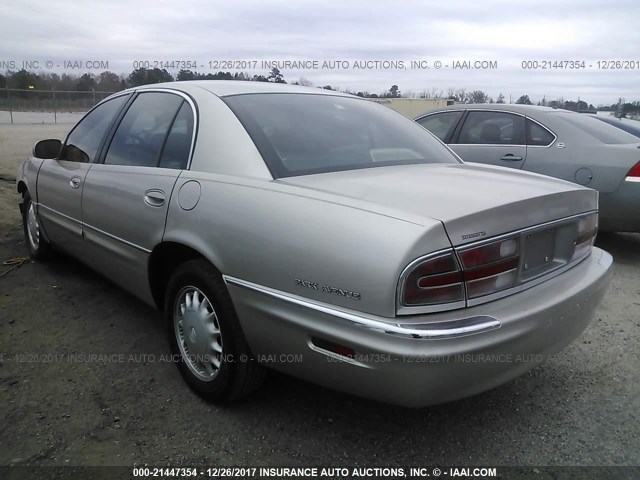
[26,203,40,250]
[174,286,223,381]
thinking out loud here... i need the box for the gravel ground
[0,125,638,469]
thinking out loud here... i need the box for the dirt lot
[0,125,638,468]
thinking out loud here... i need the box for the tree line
[1,67,638,114]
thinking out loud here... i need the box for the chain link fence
[0,88,118,124]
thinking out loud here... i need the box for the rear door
[81,91,196,303]
[520,116,559,174]
[450,110,527,169]
[36,94,129,253]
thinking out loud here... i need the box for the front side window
[104,92,184,167]
[457,111,525,145]
[416,111,463,142]
[224,93,460,178]
[60,94,129,163]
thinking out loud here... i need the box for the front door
[36,94,130,253]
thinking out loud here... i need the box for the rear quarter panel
[524,113,640,192]
[163,172,452,318]
[524,141,638,193]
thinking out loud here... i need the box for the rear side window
[457,111,525,145]
[416,111,463,142]
[526,119,555,146]
[158,102,194,169]
[61,95,128,163]
[104,92,183,167]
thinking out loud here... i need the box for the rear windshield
[591,115,640,138]
[224,93,460,178]
[551,111,639,144]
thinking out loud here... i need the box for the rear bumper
[226,247,613,407]
[599,180,640,232]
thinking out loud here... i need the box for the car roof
[415,103,574,118]
[130,80,353,98]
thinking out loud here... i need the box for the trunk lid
[280,163,597,246]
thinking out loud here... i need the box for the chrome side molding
[223,275,501,339]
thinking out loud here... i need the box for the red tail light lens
[400,213,597,311]
[625,161,640,182]
[402,253,464,306]
[459,238,520,299]
[311,337,356,359]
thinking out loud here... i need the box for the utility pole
[6,87,13,124]
[52,88,57,124]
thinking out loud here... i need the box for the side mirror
[33,139,62,159]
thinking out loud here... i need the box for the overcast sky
[1,0,638,105]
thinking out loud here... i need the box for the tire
[165,258,265,402]
[22,193,52,260]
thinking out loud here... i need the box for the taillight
[459,238,520,299]
[400,213,597,310]
[625,161,640,182]
[572,212,598,261]
[402,253,464,305]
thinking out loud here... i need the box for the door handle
[69,176,81,189]
[500,154,523,161]
[144,190,166,207]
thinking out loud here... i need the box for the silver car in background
[589,114,640,138]
[415,104,640,232]
[17,82,612,407]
